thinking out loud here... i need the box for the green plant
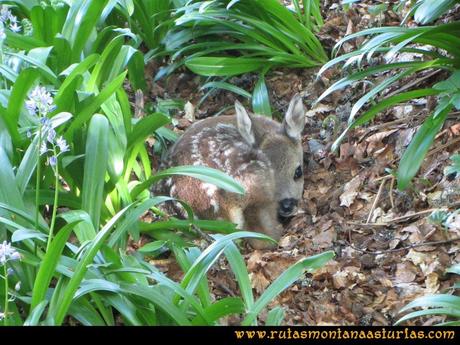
[150,0,327,116]
[396,263,460,325]
[0,0,334,325]
[160,0,327,77]
[318,0,460,189]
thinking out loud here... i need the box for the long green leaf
[5,68,40,144]
[397,103,453,189]
[242,251,334,325]
[185,57,266,76]
[132,165,245,199]
[81,114,109,229]
[127,113,170,152]
[180,232,274,300]
[252,73,271,117]
[31,221,81,310]
[52,205,132,325]
[331,88,441,152]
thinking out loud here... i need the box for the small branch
[134,90,144,119]
[389,176,395,209]
[349,236,460,255]
[215,282,236,297]
[191,224,214,244]
[373,174,394,182]
[385,70,441,99]
[347,221,388,228]
[367,114,421,132]
[426,136,460,158]
[366,178,387,223]
[350,208,446,228]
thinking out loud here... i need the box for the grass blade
[133,165,245,199]
[242,251,334,325]
[31,221,81,310]
[52,205,132,325]
[81,114,109,230]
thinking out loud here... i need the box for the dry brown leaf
[249,272,270,294]
[394,262,417,284]
[247,251,265,271]
[332,271,349,289]
[340,175,363,207]
[425,272,440,294]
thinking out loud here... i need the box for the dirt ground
[142,1,460,325]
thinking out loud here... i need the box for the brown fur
[154,95,305,249]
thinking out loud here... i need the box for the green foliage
[444,153,460,177]
[318,0,460,190]
[153,0,327,116]
[160,0,327,77]
[396,263,460,325]
[413,0,459,25]
[0,0,333,326]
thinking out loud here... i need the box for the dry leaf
[340,175,362,207]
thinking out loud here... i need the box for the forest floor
[143,1,460,325]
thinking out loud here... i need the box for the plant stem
[3,264,8,326]
[35,125,42,229]
[34,124,42,258]
[46,155,59,253]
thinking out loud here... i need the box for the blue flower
[0,241,21,265]
[0,6,11,23]
[49,155,57,166]
[47,128,56,143]
[56,136,69,153]
[9,21,20,33]
[39,141,48,155]
[26,86,54,115]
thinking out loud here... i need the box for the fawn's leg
[228,207,245,229]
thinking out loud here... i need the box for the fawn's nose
[279,198,298,216]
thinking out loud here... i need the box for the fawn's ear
[283,94,305,141]
[235,100,255,146]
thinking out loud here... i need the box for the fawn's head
[235,95,305,218]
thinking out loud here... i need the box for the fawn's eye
[294,166,303,180]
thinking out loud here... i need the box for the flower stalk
[46,149,60,252]
[0,241,21,325]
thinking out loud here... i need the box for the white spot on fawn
[202,182,220,213]
[223,148,234,157]
[202,182,217,197]
[190,133,204,165]
[210,198,219,213]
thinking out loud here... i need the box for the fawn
[155,95,305,249]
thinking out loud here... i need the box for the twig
[448,111,460,119]
[134,90,144,119]
[366,178,387,223]
[374,174,394,182]
[389,176,395,209]
[215,282,236,297]
[386,208,444,222]
[349,236,460,255]
[385,70,441,99]
[349,207,447,227]
[347,221,388,228]
[191,224,214,244]
[367,114,420,132]
[426,136,460,158]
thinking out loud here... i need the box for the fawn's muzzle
[278,198,298,217]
